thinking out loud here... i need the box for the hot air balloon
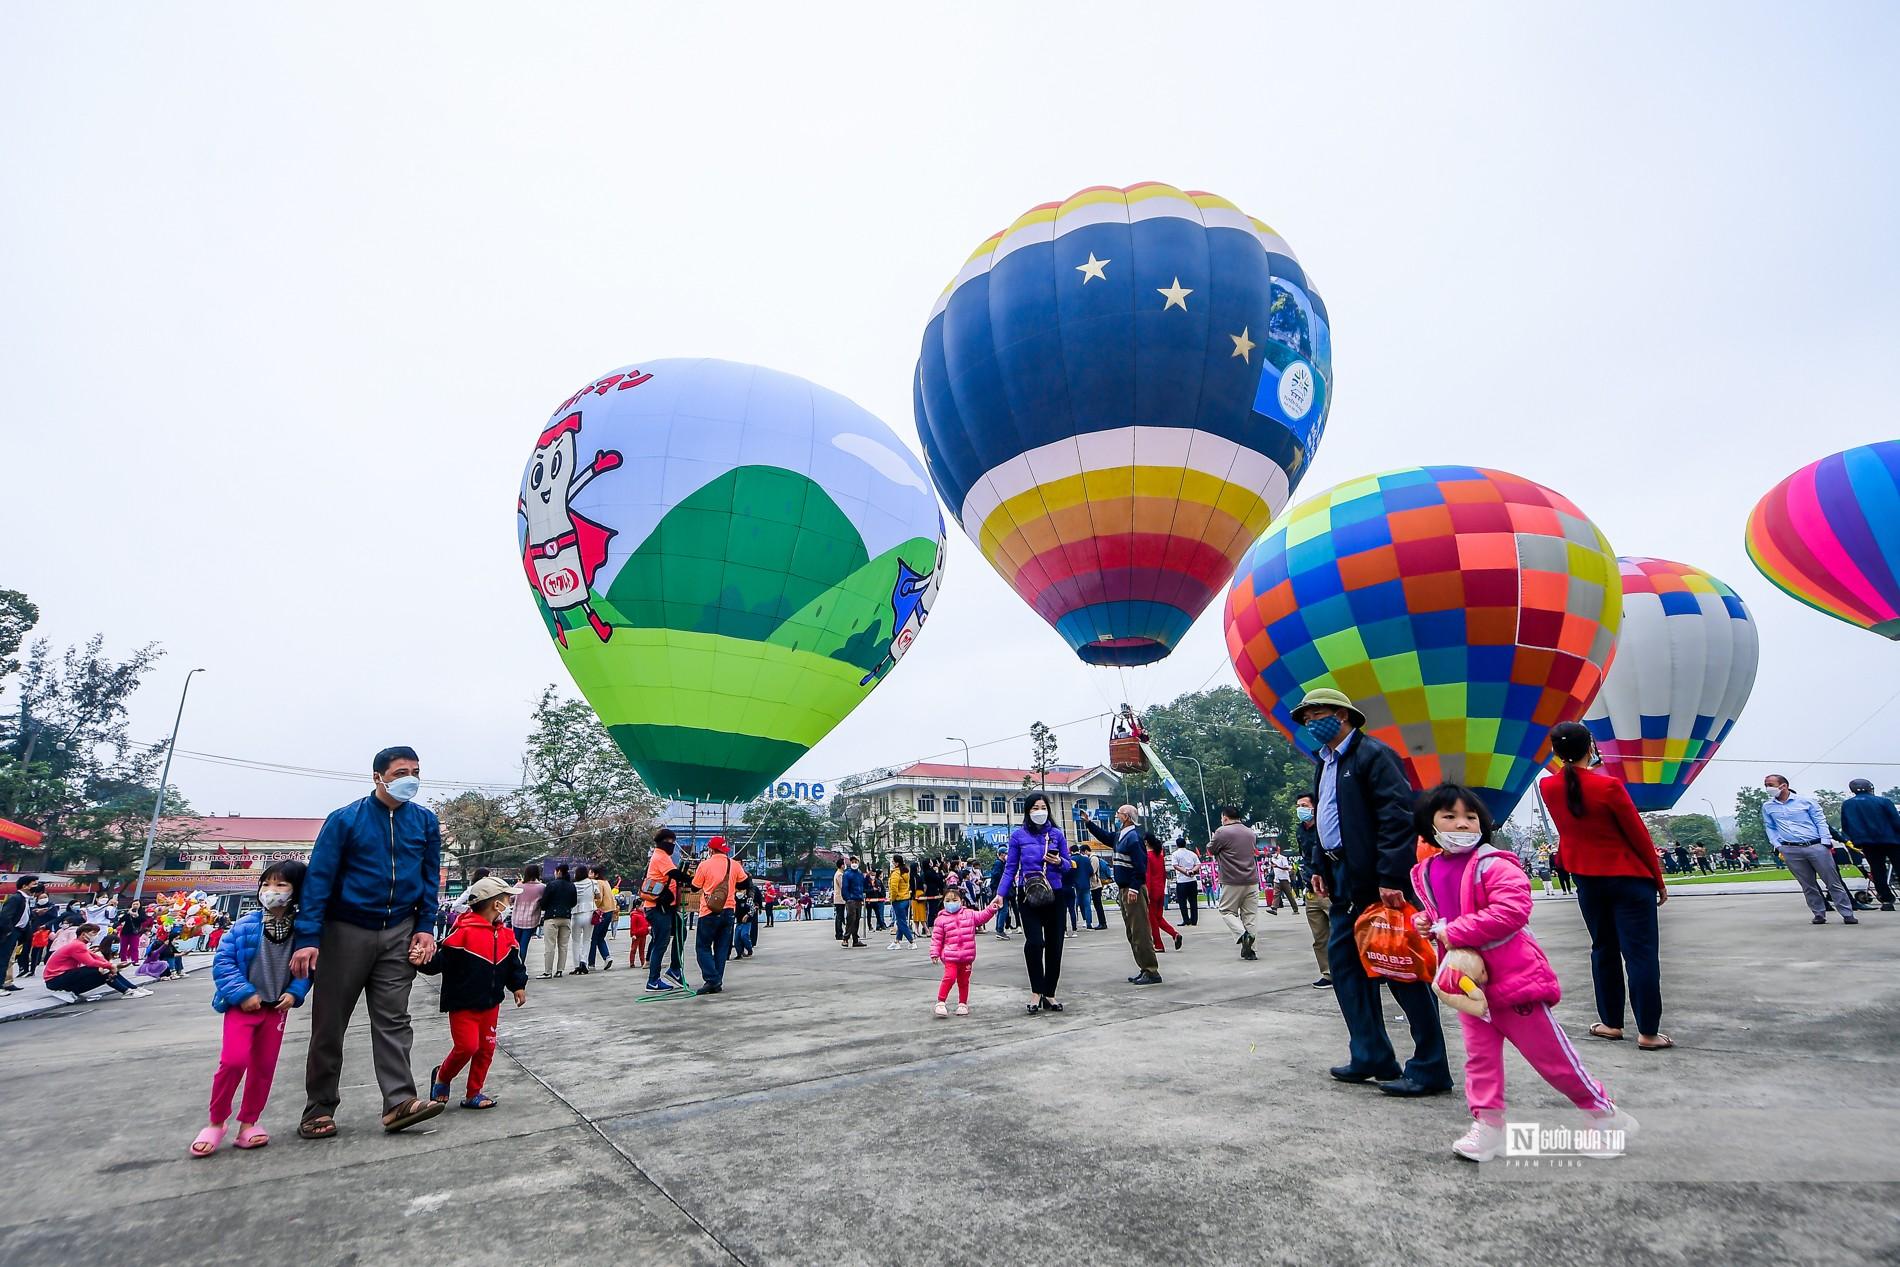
[518,359,946,801]
[1581,558,1758,811]
[1745,440,1900,640]
[1224,466,1621,819]
[914,182,1331,666]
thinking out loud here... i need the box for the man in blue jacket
[1842,778,1900,911]
[291,746,445,1138]
[1293,688,1449,1098]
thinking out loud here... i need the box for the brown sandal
[382,1099,446,1133]
[1638,1034,1675,1051]
[1587,1023,1625,1041]
[297,1115,338,1140]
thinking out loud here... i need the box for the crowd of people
[10,715,1900,1171]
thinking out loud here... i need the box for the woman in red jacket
[1145,835,1182,952]
[1538,722,1673,1051]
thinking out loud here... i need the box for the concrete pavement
[2,894,1897,1266]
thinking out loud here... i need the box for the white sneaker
[887,942,899,950]
[1581,1108,1637,1159]
[933,1002,948,1017]
[1451,1119,1505,1162]
[126,988,154,999]
[954,1003,969,1016]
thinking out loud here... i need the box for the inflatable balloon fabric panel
[518,359,944,801]
[1745,439,1900,640]
[1582,558,1758,811]
[915,182,1330,665]
[1225,466,1621,819]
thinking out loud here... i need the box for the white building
[842,762,1123,849]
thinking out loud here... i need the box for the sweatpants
[1782,841,1855,917]
[1215,882,1258,942]
[209,1006,288,1124]
[1119,888,1159,975]
[937,960,973,1003]
[1305,892,1332,977]
[438,1005,500,1097]
[541,917,572,974]
[303,917,419,1122]
[1146,890,1178,948]
[1573,874,1664,1036]
[1460,1001,1613,1125]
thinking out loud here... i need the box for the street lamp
[132,668,204,907]
[1172,753,1212,840]
[1700,797,1728,845]
[947,736,973,854]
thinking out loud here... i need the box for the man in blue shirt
[1842,779,1900,910]
[292,745,446,1138]
[1760,773,1856,925]
[1295,688,1449,1098]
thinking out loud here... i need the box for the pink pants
[937,960,972,1003]
[209,1007,288,1124]
[1460,1002,1613,1124]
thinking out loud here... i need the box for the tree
[517,686,665,884]
[433,790,532,880]
[0,633,172,871]
[752,796,835,876]
[1814,789,1846,833]
[1029,721,1059,791]
[0,589,38,684]
[1663,813,1721,849]
[1734,786,1771,860]
[1137,686,1305,847]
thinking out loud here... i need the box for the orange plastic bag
[1353,901,1438,984]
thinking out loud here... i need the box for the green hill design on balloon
[558,464,940,801]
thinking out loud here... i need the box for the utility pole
[132,668,204,907]
[948,736,973,857]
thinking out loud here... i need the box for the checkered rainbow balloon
[1224,466,1623,819]
[1581,558,1758,812]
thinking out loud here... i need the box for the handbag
[1018,841,1058,908]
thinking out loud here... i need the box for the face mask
[1295,806,1314,825]
[258,889,292,910]
[1436,829,1483,854]
[943,900,962,914]
[1304,715,1344,746]
[383,775,421,803]
[1030,810,1049,825]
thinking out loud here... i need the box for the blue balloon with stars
[914,181,1333,666]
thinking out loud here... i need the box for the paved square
[2,893,1895,1266]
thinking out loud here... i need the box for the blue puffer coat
[211,911,314,1013]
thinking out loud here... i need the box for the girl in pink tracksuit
[928,891,996,1016]
[1411,783,1635,1163]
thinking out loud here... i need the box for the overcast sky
[3,3,1897,825]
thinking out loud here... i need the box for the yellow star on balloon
[1230,327,1255,363]
[1158,277,1192,310]
[1076,253,1110,283]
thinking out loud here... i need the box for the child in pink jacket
[928,890,996,1016]
[1411,783,1634,1163]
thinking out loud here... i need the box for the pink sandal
[189,1125,227,1157]
[234,1124,270,1149]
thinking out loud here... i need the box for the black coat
[1307,731,1419,906]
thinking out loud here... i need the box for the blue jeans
[736,919,755,954]
[1067,884,1085,930]
[587,916,612,966]
[695,910,736,988]
[892,901,914,943]
[1326,858,1448,1087]
[646,911,682,986]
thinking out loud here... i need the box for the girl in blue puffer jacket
[190,862,314,1158]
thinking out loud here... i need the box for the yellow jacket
[887,867,913,901]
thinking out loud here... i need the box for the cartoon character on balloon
[519,411,624,646]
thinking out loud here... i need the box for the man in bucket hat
[1292,687,1450,1098]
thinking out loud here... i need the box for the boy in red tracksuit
[414,876,528,1110]
[625,905,650,968]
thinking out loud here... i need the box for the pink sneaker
[954,1003,969,1016]
[933,1001,948,1017]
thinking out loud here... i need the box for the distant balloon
[915,182,1331,666]
[1746,439,1900,640]
[1582,558,1759,812]
[518,359,945,801]
[1225,466,1621,819]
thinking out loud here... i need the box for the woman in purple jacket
[993,793,1075,1014]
